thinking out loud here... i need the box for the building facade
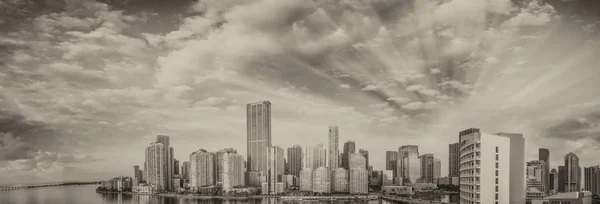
[382,170,394,186]
[349,169,369,194]
[287,145,302,177]
[342,141,356,170]
[189,149,215,190]
[300,168,313,191]
[539,148,550,194]
[145,142,166,191]
[312,167,331,193]
[550,168,558,193]
[386,151,398,178]
[458,128,526,204]
[332,168,348,192]
[328,126,339,170]
[420,154,435,183]
[565,152,581,192]
[359,149,369,169]
[584,165,600,196]
[156,135,174,190]
[182,161,189,178]
[247,101,272,173]
[449,142,460,178]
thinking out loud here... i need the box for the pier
[0,181,101,192]
[381,195,443,204]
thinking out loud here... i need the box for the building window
[496,170,498,176]
[495,178,498,184]
[495,186,498,192]
[495,193,498,199]
[496,162,498,168]
[496,146,499,153]
[496,154,499,161]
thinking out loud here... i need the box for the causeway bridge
[381,195,444,204]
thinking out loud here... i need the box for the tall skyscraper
[182,161,189,178]
[565,152,581,192]
[558,166,566,192]
[549,168,558,192]
[313,144,327,169]
[303,145,314,170]
[274,146,285,182]
[539,148,550,194]
[584,165,599,195]
[174,159,179,175]
[133,165,141,182]
[312,167,331,193]
[332,168,348,192]
[527,160,547,195]
[156,135,174,190]
[434,158,441,181]
[359,149,369,169]
[458,128,526,204]
[266,146,284,195]
[216,148,237,186]
[385,151,398,175]
[342,141,356,170]
[247,101,272,173]
[227,153,245,187]
[145,142,167,190]
[420,154,435,183]
[402,155,421,184]
[287,145,302,176]
[398,145,419,180]
[349,169,368,194]
[398,145,419,158]
[189,149,215,190]
[449,143,460,178]
[328,126,339,169]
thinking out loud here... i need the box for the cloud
[503,1,557,27]
[361,85,378,91]
[406,84,440,96]
[388,97,412,104]
[0,132,35,160]
[402,102,424,110]
[430,68,441,74]
[340,84,350,89]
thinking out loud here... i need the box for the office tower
[382,170,394,186]
[359,149,369,169]
[312,167,331,193]
[398,145,419,179]
[222,153,231,190]
[300,169,313,191]
[133,165,141,182]
[145,142,167,190]
[386,151,398,177]
[349,169,369,194]
[332,168,348,192]
[434,158,441,180]
[458,128,526,204]
[182,161,189,178]
[584,165,600,195]
[189,149,215,190]
[329,126,339,169]
[558,166,566,192]
[420,154,435,183]
[265,146,284,195]
[527,160,547,199]
[449,143,460,178]
[246,171,266,187]
[549,168,558,192]
[303,145,314,170]
[287,145,302,176]
[247,101,272,173]
[539,148,550,194]
[215,149,234,186]
[350,153,366,170]
[402,155,421,184]
[228,153,245,187]
[565,152,581,192]
[313,144,327,169]
[156,135,174,190]
[174,159,179,175]
[274,146,285,182]
[527,161,546,182]
[342,141,356,170]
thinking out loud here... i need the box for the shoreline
[96,191,378,200]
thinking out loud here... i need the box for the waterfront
[0,184,459,204]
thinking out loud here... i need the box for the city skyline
[1,0,600,186]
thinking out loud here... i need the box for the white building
[313,167,331,193]
[145,142,166,191]
[349,169,368,194]
[300,168,313,191]
[458,128,526,204]
[332,168,348,192]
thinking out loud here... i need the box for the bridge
[381,195,443,204]
[0,181,102,192]
[0,186,28,191]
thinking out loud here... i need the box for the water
[0,185,459,204]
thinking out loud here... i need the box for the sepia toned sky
[1,0,600,185]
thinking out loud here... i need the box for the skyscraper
[156,135,174,190]
[398,145,419,181]
[227,153,245,187]
[539,148,550,194]
[274,146,285,182]
[349,169,368,194]
[174,159,179,175]
[550,168,558,192]
[145,142,167,190]
[558,166,566,192]
[583,165,599,195]
[527,160,547,195]
[216,148,237,186]
[266,146,284,195]
[133,165,141,182]
[565,152,581,192]
[349,153,366,170]
[359,149,369,169]
[385,151,398,177]
[342,141,356,170]
[313,144,326,169]
[189,149,215,190]
[398,145,419,158]
[247,101,272,173]
[458,128,526,204]
[332,168,348,192]
[434,158,441,181]
[402,155,420,184]
[420,154,435,183]
[449,143,460,178]
[182,161,189,178]
[312,167,331,193]
[287,145,302,176]
[303,145,314,170]
[328,126,339,169]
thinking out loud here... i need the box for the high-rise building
[342,141,356,170]
[312,167,331,193]
[287,145,302,177]
[247,101,272,173]
[434,158,441,181]
[549,168,558,192]
[382,170,394,186]
[182,161,189,178]
[156,135,174,190]
[539,148,550,194]
[359,149,369,169]
[215,149,236,186]
[420,154,436,183]
[398,145,419,179]
[133,165,141,182]
[584,165,599,195]
[274,146,285,182]
[228,153,245,188]
[349,169,368,194]
[313,144,327,169]
[349,153,366,170]
[386,151,398,177]
[174,159,179,175]
[189,149,215,190]
[145,142,167,190]
[401,155,420,184]
[449,143,460,178]
[332,168,348,192]
[458,128,526,204]
[329,126,339,170]
[565,152,581,192]
[265,146,284,195]
[300,168,313,191]
[558,166,566,192]
[527,160,547,196]
[303,145,314,170]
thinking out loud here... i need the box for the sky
[1,0,600,185]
